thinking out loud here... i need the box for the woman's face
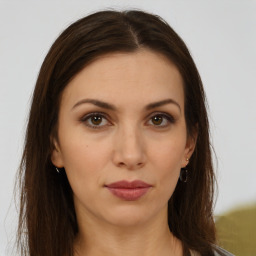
[52,49,195,227]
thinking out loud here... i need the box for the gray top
[191,246,234,256]
[214,246,235,256]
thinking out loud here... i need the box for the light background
[0,1,255,255]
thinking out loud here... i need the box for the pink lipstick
[105,180,152,201]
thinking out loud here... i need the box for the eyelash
[80,112,175,129]
[147,112,175,127]
[80,112,111,129]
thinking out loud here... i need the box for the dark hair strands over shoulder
[16,9,217,256]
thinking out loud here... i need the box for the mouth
[104,180,152,201]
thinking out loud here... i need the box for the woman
[17,9,233,256]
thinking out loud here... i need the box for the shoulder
[213,245,235,256]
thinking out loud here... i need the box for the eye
[147,113,175,127]
[81,112,110,129]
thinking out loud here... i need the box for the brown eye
[91,115,103,125]
[147,113,175,128]
[81,113,110,129]
[151,115,163,125]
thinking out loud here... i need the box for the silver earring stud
[56,167,60,173]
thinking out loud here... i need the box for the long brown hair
[17,9,216,256]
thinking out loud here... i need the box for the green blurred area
[215,204,256,256]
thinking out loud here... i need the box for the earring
[56,167,60,173]
[179,167,188,182]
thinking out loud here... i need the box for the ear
[182,130,198,168]
[51,137,64,168]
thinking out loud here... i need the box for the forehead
[61,49,184,111]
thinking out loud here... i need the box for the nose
[112,125,146,170]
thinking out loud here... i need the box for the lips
[105,180,152,201]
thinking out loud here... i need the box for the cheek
[59,133,111,193]
[148,134,186,197]
[150,134,186,171]
[60,122,110,167]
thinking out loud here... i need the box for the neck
[74,207,183,256]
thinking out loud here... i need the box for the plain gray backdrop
[1,1,256,255]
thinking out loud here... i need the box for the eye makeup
[79,110,176,130]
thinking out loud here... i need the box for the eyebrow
[72,98,181,112]
[72,99,117,111]
[145,99,181,112]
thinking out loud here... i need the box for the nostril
[117,161,144,170]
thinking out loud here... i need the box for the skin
[52,49,196,256]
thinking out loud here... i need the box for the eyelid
[80,112,112,129]
[80,111,176,129]
[80,111,109,121]
[147,111,175,119]
[146,111,176,126]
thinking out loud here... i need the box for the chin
[102,204,160,227]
